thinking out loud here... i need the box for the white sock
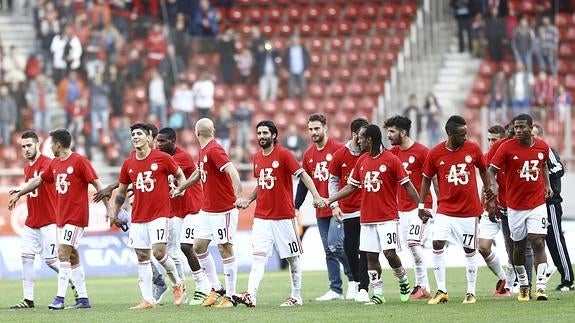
[57,262,71,298]
[71,264,88,298]
[173,256,185,285]
[392,266,408,283]
[222,256,237,296]
[465,251,479,295]
[536,263,548,290]
[198,251,222,290]
[505,263,516,289]
[247,254,267,296]
[484,251,506,280]
[514,265,529,286]
[432,249,446,293]
[368,270,383,295]
[22,254,35,300]
[46,257,59,273]
[192,269,211,294]
[410,244,428,289]
[138,260,154,303]
[158,255,181,285]
[286,256,302,299]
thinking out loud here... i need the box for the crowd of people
[7,108,573,310]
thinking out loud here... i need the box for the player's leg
[128,223,155,309]
[427,214,449,304]
[456,216,480,304]
[342,214,364,300]
[12,226,41,309]
[406,209,431,299]
[194,210,224,297]
[168,217,185,283]
[499,210,517,292]
[379,221,411,303]
[359,224,384,304]
[276,218,304,306]
[327,216,353,294]
[546,203,574,290]
[180,214,211,305]
[477,213,507,295]
[315,216,344,301]
[526,204,551,300]
[212,209,239,307]
[508,208,531,301]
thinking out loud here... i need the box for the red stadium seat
[278,22,293,37]
[472,77,491,95]
[519,0,535,14]
[309,52,322,66]
[322,98,338,114]
[287,6,302,21]
[302,98,318,113]
[359,96,378,113]
[323,4,340,21]
[248,7,264,22]
[361,3,378,20]
[282,99,299,115]
[336,21,352,35]
[355,67,371,81]
[305,6,321,20]
[325,52,341,66]
[373,66,390,81]
[566,27,575,42]
[233,84,248,101]
[366,82,384,96]
[299,21,314,36]
[478,60,497,78]
[237,23,252,36]
[317,21,334,36]
[214,84,229,102]
[347,83,364,97]
[565,74,575,91]
[317,66,333,82]
[373,19,391,34]
[389,35,404,49]
[309,83,326,99]
[556,13,571,28]
[400,2,418,18]
[382,2,398,18]
[559,44,574,58]
[309,38,325,52]
[344,5,360,21]
[345,51,361,66]
[355,20,372,33]
[349,36,364,51]
[557,60,572,75]
[361,51,378,65]
[466,93,483,109]
[368,35,385,51]
[267,7,282,21]
[329,82,345,98]
[500,60,516,76]
[256,0,272,6]
[229,8,244,23]
[272,38,286,51]
[260,22,275,37]
[261,100,278,115]
[294,112,309,129]
[393,18,412,33]
[337,67,352,81]
[329,37,345,51]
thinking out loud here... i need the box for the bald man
[172,118,244,307]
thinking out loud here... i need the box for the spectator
[146,22,168,68]
[9,80,27,131]
[113,116,133,161]
[159,44,185,94]
[484,6,505,62]
[148,68,168,127]
[488,70,510,124]
[172,13,190,63]
[50,25,82,84]
[402,93,421,139]
[470,12,484,58]
[257,40,280,101]
[450,0,472,53]
[0,84,17,147]
[192,0,219,37]
[249,26,267,80]
[511,16,535,73]
[164,0,179,26]
[214,102,233,152]
[90,0,111,30]
[57,70,87,127]
[422,93,442,147]
[101,23,124,64]
[55,0,74,26]
[281,124,307,161]
[217,27,237,85]
[25,53,42,80]
[72,14,91,48]
[89,72,111,144]
[236,45,254,84]
[170,79,194,130]
[123,48,145,85]
[284,35,310,99]
[554,84,572,124]
[26,73,55,134]
[38,1,60,72]
[538,16,558,76]
[505,6,519,40]
[191,71,215,119]
[84,30,106,80]
[509,62,533,116]
[105,65,125,117]
[233,100,252,150]
[532,70,554,121]
[2,45,27,83]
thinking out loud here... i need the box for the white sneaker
[315,290,344,301]
[354,289,370,302]
[346,281,359,300]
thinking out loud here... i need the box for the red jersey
[41,152,98,227]
[390,142,433,211]
[302,138,344,217]
[486,138,511,208]
[119,149,179,223]
[422,141,485,217]
[328,145,364,213]
[24,155,57,228]
[170,146,202,218]
[253,145,304,220]
[348,150,410,224]
[490,138,549,210]
[198,139,236,213]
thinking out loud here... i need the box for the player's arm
[236,186,257,209]
[328,173,343,221]
[173,167,187,189]
[418,176,433,223]
[486,165,499,197]
[402,180,420,205]
[90,179,111,210]
[8,176,43,210]
[108,183,129,228]
[294,179,309,212]
[431,175,439,197]
[299,171,327,208]
[172,168,200,196]
[93,181,119,202]
[541,162,553,199]
[223,163,243,199]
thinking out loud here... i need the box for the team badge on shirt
[326,154,333,161]
[465,155,472,163]
[408,156,415,164]
[272,161,279,168]
[203,156,208,163]
[66,166,74,174]
[151,163,158,171]
[379,165,387,173]
[537,152,544,160]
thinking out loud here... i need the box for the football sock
[286,256,302,298]
[432,248,446,293]
[22,254,35,301]
[138,260,154,303]
[485,251,506,280]
[222,256,237,296]
[57,262,71,298]
[410,244,428,288]
[392,266,407,282]
[247,253,267,296]
[192,269,211,294]
[368,270,383,295]
[71,264,88,298]
[505,263,516,289]
[45,257,59,273]
[151,260,165,287]
[173,256,185,284]
[514,265,529,286]
[158,255,181,285]
[525,247,534,283]
[198,251,222,290]
[465,250,479,295]
[536,263,548,290]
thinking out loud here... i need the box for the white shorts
[167,217,183,257]
[21,224,58,259]
[508,204,548,241]
[398,209,429,246]
[359,220,401,253]
[478,213,501,240]
[252,218,302,259]
[195,208,238,244]
[57,224,84,249]
[128,217,170,249]
[432,214,479,249]
[341,210,360,221]
[180,213,200,245]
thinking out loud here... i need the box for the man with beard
[233,120,326,307]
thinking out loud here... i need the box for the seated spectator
[489,70,510,124]
[192,0,219,37]
[554,84,572,123]
[281,124,307,161]
[509,62,534,116]
[146,22,168,68]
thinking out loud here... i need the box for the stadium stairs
[0,13,36,55]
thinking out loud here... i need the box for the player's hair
[532,124,544,137]
[49,128,72,148]
[514,113,533,126]
[146,123,159,138]
[383,115,412,135]
[130,123,151,134]
[21,130,39,142]
[487,124,505,136]
[256,120,279,144]
[363,124,383,150]
[308,113,327,126]
[158,127,177,141]
[505,116,516,136]
[445,115,466,135]
[350,118,369,134]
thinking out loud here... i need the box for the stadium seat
[336,21,352,36]
[317,66,333,82]
[472,77,491,95]
[261,100,279,115]
[256,0,272,6]
[347,83,364,97]
[305,6,321,20]
[317,21,334,36]
[519,0,535,14]
[559,44,574,58]
[302,98,318,113]
[329,37,345,51]
[361,3,378,20]
[382,2,398,18]
[344,5,360,21]
[287,6,302,21]
[500,60,516,76]
[237,23,252,36]
[325,52,341,66]
[354,20,372,34]
[389,35,404,49]
[465,93,483,109]
[373,19,391,34]
[478,60,497,78]
[235,0,251,6]
[233,84,249,101]
[260,22,275,37]
[337,67,352,81]
[565,74,575,92]
[282,99,299,115]
[345,51,361,66]
[368,35,385,51]
[294,112,309,129]
[565,27,575,42]
[310,52,322,66]
[214,84,229,102]
[229,8,245,23]
[349,36,365,51]
[355,67,371,81]
[393,18,412,33]
[309,38,325,52]
[361,51,378,65]
[267,7,282,21]
[272,38,287,51]
[248,7,264,22]
[278,22,293,36]
[323,4,340,21]
[299,21,314,36]
[373,66,390,81]
[366,82,384,96]
[557,60,572,75]
[322,98,338,114]
[329,82,345,98]
[400,1,418,18]
[359,96,377,114]
[309,83,326,99]
[556,13,571,28]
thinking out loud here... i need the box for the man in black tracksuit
[533,124,573,291]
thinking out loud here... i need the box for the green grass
[1,269,575,322]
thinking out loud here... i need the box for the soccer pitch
[1,269,574,322]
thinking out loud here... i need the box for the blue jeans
[317,216,353,294]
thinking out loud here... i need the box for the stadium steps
[0,13,36,55]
